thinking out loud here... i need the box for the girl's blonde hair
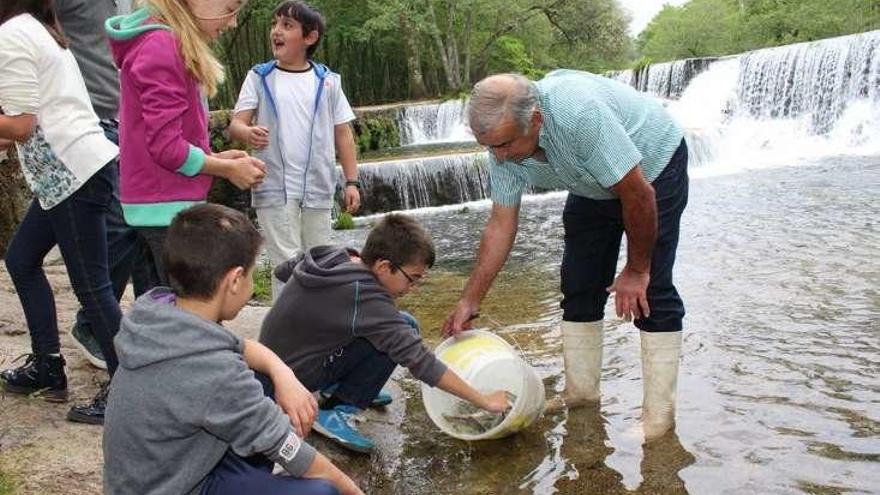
[143,0,224,97]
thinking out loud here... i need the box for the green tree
[637,0,740,61]
[212,0,636,106]
[637,0,880,64]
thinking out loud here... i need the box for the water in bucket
[421,329,545,440]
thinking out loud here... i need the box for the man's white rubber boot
[640,330,682,441]
[560,320,603,408]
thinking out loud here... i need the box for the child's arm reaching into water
[435,368,511,413]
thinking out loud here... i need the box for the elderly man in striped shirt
[442,70,689,441]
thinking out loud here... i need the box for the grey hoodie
[103,289,316,495]
[260,246,447,387]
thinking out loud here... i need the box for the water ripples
[328,157,879,493]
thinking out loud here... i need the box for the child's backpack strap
[251,60,279,117]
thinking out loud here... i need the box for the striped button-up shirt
[489,69,684,205]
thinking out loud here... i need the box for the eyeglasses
[388,260,423,286]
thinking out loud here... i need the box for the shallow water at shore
[327,155,880,494]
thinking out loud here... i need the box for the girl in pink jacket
[106,0,265,284]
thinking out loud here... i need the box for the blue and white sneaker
[320,384,393,408]
[313,405,374,453]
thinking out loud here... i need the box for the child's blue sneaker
[313,405,374,453]
[320,384,393,408]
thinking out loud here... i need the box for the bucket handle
[481,314,539,369]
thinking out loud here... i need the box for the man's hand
[607,266,650,321]
[442,299,480,337]
[608,164,656,322]
[343,184,360,213]
[0,137,14,152]
[272,370,319,438]
[246,125,270,149]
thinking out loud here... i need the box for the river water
[325,154,879,494]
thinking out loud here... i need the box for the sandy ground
[0,257,400,494]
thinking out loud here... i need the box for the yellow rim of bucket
[437,332,512,372]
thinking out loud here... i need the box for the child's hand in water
[246,125,269,149]
[482,390,512,413]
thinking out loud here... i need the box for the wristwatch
[344,179,361,188]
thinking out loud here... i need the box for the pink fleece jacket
[107,12,213,227]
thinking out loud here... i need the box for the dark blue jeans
[201,452,339,495]
[5,163,123,373]
[295,312,419,410]
[560,139,689,332]
[201,373,340,495]
[72,121,157,340]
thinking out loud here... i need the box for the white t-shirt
[234,65,355,193]
[0,14,117,208]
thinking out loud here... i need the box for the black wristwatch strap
[345,180,361,188]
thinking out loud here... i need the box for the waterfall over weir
[355,152,490,214]
[355,30,880,211]
[670,30,880,173]
[737,31,880,133]
[396,99,474,146]
[611,58,717,99]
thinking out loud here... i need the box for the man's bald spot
[468,73,537,135]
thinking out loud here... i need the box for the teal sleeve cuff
[177,145,205,177]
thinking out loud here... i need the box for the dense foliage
[212,0,632,108]
[209,0,880,108]
[637,0,880,63]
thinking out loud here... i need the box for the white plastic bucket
[421,329,545,440]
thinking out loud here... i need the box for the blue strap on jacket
[251,60,329,204]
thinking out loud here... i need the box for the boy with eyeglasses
[259,214,509,453]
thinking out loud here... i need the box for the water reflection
[328,157,879,494]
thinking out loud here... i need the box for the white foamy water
[669,31,880,176]
[327,30,880,495]
[359,30,880,210]
[397,99,474,146]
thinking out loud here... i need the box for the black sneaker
[67,382,109,425]
[1,353,68,402]
[69,324,107,370]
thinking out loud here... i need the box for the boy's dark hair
[163,204,262,299]
[361,214,436,270]
[273,1,325,59]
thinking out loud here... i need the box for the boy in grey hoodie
[103,204,362,495]
[260,214,510,453]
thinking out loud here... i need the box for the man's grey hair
[467,74,539,135]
